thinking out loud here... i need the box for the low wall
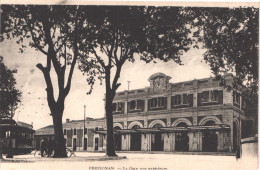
[241,136,258,159]
[237,136,258,169]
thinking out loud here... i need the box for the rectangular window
[64,129,67,135]
[183,94,188,104]
[158,97,164,107]
[73,129,76,135]
[84,128,87,134]
[95,127,99,131]
[137,100,144,110]
[112,103,117,112]
[201,91,209,102]
[175,95,181,105]
[211,90,218,101]
[117,102,122,111]
[130,100,136,110]
[151,98,157,107]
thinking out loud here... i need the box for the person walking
[47,137,54,157]
[40,138,46,157]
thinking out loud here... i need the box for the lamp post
[6,105,13,158]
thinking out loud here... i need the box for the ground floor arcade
[97,124,231,152]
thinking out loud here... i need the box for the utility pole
[127,81,131,91]
[83,105,86,151]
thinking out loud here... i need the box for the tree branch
[27,22,48,56]
[111,64,122,92]
[63,45,67,72]
[113,28,119,64]
[91,46,106,69]
[36,63,56,107]
[64,5,81,97]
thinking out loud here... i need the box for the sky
[0,37,212,130]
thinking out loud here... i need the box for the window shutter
[87,129,94,147]
[164,97,167,109]
[67,130,73,147]
[99,135,103,147]
[171,96,175,108]
[137,100,145,111]
[183,94,188,104]
[121,102,124,114]
[148,99,151,111]
[77,129,83,147]
[218,90,223,104]
[188,94,193,107]
[198,93,202,106]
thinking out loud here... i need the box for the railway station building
[35,73,255,153]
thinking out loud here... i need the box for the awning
[95,124,230,135]
[135,128,161,133]
[161,124,230,132]
[116,129,137,134]
[189,124,230,131]
[95,130,107,135]
[161,127,189,132]
[95,129,137,135]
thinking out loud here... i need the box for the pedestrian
[40,138,46,157]
[47,137,54,157]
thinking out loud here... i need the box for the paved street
[1,152,257,170]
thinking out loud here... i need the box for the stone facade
[105,73,246,152]
[35,73,248,153]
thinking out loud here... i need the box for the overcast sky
[1,36,212,130]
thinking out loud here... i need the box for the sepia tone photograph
[0,1,258,169]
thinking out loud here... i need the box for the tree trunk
[105,92,117,157]
[52,104,67,158]
[0,142,2,159]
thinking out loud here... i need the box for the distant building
[35,73,256,153]
[0,119,34,154]
[33,125,54,150]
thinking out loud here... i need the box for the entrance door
[114,126,122,151]
[175,122,189,151]
[202,121,218,152]
[175,132,189,151]
[95,138,99,151]
[151,124,164,151]
[84,138,87,151]
[73,138,76,151]
[130,133,141,151]
[202,131,218,152]
[130,125,141,151]
[151,133,164,151]
[115,134,122,151]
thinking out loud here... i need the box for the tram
[0,119,35,154]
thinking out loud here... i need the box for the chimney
[66,119,70,123]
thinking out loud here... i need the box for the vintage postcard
[0,1,258,170]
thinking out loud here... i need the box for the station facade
[36,73,250,153]
[104,73,246,152]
